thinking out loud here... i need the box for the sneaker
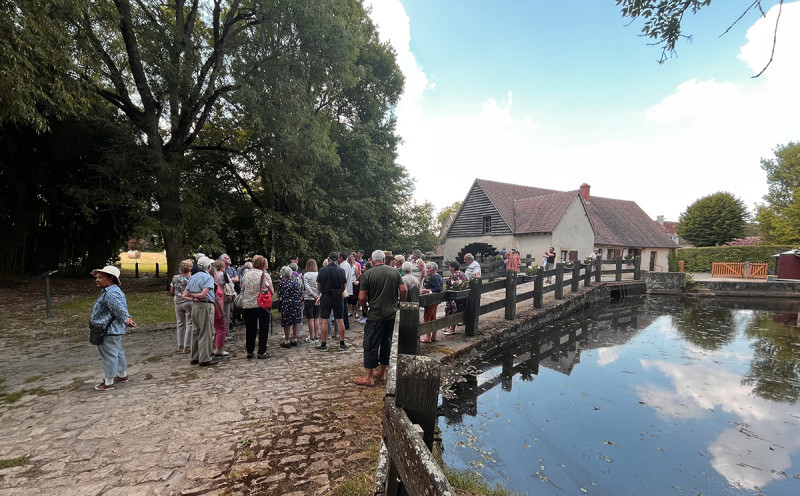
[290,340,298,347]
[315,343,328,351]
[305,336,314,343]
[213,351,230,357]
[95,382,114,391]
[338,343,349,351]
[257,352,270,359]
[199,360,219,367]
[357,317,367,324]
[247,353,254,359]
[442,329,457,336]
[280,341,291,348]
[113,376,129,383]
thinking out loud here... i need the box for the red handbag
[257,272,273,309]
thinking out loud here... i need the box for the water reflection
[440,296,800,495]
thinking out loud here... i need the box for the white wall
[552,197,594,260]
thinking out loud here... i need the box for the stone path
[0,322,385,495]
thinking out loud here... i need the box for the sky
[363,0,800,222]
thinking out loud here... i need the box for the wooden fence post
[505,270,517,320]
[396,355,440,450]
[555,263,564,300]
[465,278,481,336]
[135,262,139,278]
[584,263,592,287]
[615,256,623,281]
[534,267,543,309]
[634,255,642,280]
[595,256,602,282]
[398,301,420,356]
[155,262,159,278]
[571,262,580,293]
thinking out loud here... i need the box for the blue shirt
[186,271,215,302]
[90,285,131,335]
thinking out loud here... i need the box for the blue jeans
[98,334,127,380]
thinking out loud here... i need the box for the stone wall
[644,271,686,290]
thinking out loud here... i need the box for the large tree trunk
[154,153,184,279]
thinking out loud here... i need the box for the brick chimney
[579,183,590,203]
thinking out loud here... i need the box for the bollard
[38,270,59,319]
[679,260,685,273]
[155,262,159,278]
[135,262,139,278]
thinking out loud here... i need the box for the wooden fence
[379,256,642,495]
[711,261,769,280]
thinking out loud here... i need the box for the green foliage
[437,201,462,236]
[668,245,795,272]
[1,0,410,276]
[677,192,748,247]
[616,0,712,62]
[444,466,522,496]
[756,142,800,244]
[0,457,29,469]
[743,312,800,404]
[0,110,146,277]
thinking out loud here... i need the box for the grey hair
[412,249,422,257]
[372,249,386,262]
[243,261,253,269]
[427,261,438,272]
[464,253,474,261]
[401,261,413,274]
[280,265,293,279]
[289,262,299,272]
[218,253,229,261]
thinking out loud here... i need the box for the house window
[560,250,568,262]
[482,215,492,234]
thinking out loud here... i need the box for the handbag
[222,273,237,303]
[89,293,113,345]
[257,272,273,309]
[233,290,245,309]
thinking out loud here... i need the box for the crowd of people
[89,249,487,390]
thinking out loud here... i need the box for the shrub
[668,245,795,272]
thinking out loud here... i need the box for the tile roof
[513,192,580,233]
[475,179,559,231]
[473,179,676,248]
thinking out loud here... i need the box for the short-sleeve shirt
[186,271,215,302]
[171,274,190,304]
[360,263,403,321]
[317,263,346,301]
[465,260,481,280]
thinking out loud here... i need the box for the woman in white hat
[90,265,137,391]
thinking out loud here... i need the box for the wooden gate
[711,262,769,280]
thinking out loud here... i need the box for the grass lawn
[55,292,175,327]
[119,251,167,275]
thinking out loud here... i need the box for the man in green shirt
[354,249,407,386]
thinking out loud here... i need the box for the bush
[668,245,795,272]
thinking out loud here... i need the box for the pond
[439,296,800,495]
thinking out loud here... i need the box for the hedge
[668,245,796,273]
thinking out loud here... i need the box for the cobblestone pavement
[0,322,386,495]
[0,275,560,495]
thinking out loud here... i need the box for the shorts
[347,294,358,305]
[320,295,344,320]
[303,300,321,319]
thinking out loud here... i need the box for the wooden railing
[379,256,641,495]
[711,262,769,280]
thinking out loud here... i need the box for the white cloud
[637,358,800,490]
[367,1,800,220]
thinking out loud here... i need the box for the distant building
[655,215,690,247]
[442,179,676,272]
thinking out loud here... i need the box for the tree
[436,201,462,238]
[61,0,404,276]
[616,0,784,75]
[755,142,800,244]
[677,192,748,247]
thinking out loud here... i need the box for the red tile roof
[472,179,676,249]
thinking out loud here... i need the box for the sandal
[420,337,432,343]
[354,376,375,386]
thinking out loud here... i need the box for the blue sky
[365,1,800,222]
